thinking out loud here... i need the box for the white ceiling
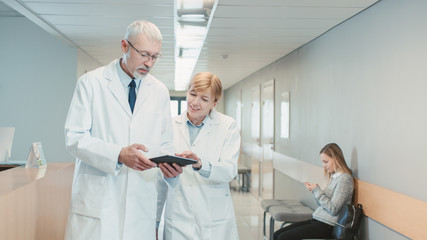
[1,0,379,90]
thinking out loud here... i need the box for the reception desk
[0,161,25,172]
[0,162,74,240]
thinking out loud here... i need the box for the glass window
[170,96,187,117]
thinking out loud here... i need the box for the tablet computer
[150,155,197,166]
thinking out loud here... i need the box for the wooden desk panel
[354,179,427,240]
[0,162,74,240]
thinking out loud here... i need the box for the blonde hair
[320,143,352,180]
[188,72,222,102]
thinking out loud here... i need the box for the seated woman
[273,143,354,240]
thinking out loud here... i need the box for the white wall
[0,17,78,162]
[224,0,426,239]
[77,49,102,79]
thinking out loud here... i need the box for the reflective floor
[232,185,283,240]
[159,187,274,240]
[232,189,265,240]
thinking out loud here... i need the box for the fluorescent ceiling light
[174,0,217,91]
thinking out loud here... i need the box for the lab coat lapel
[132,75,153,115]
[194,111,221,146]
[104,60,133,117]
[192,117,212,147]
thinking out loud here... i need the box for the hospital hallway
[232,190,266,240]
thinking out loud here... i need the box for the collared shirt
[186,116,206,145]
[186,114,212,178]
[115,60,177,186]
[116,58,142,96]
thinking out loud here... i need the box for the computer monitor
[0,127,15,162]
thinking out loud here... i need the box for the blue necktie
[128,79,136,113]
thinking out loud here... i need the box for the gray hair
[124,20,162,42]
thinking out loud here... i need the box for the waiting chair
[260,199,313,240]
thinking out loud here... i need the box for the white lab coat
[159,110,240,240]
[64,59,174,240]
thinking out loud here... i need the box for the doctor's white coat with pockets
[159,110,241,240]
[64,59,174,240]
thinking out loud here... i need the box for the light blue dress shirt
[186,114,212,178]
[116,59,141,94]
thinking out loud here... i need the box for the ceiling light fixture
[174,0,217,91]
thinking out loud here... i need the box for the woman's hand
[176,151,202,169]
[304,182,318,191]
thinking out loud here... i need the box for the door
[247,85,261,198]
[260,79,274,199]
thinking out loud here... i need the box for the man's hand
[118,143,157,171]
[176,151,201,170]
[159,162,183,178]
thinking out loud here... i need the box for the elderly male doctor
[64,20,182,240]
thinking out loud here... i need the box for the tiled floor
[231,188,285,240]
[232,190,265,240]
[159,187,276,240]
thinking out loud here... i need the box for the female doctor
[158,72,240,240]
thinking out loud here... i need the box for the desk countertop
[0,160,26,165]
[0,162,75,197]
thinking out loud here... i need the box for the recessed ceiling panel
[3,0,380,90]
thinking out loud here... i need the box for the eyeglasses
[126,39,161,62]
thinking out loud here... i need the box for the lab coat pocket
[208,186,233,221]
[67,212,101,240]
[72,173,107,218]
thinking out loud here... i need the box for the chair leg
[243,173,250,191]
[247,172,250,189]
[242,173,247,191]
[263,211,267,240]
[270,216,275,240]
